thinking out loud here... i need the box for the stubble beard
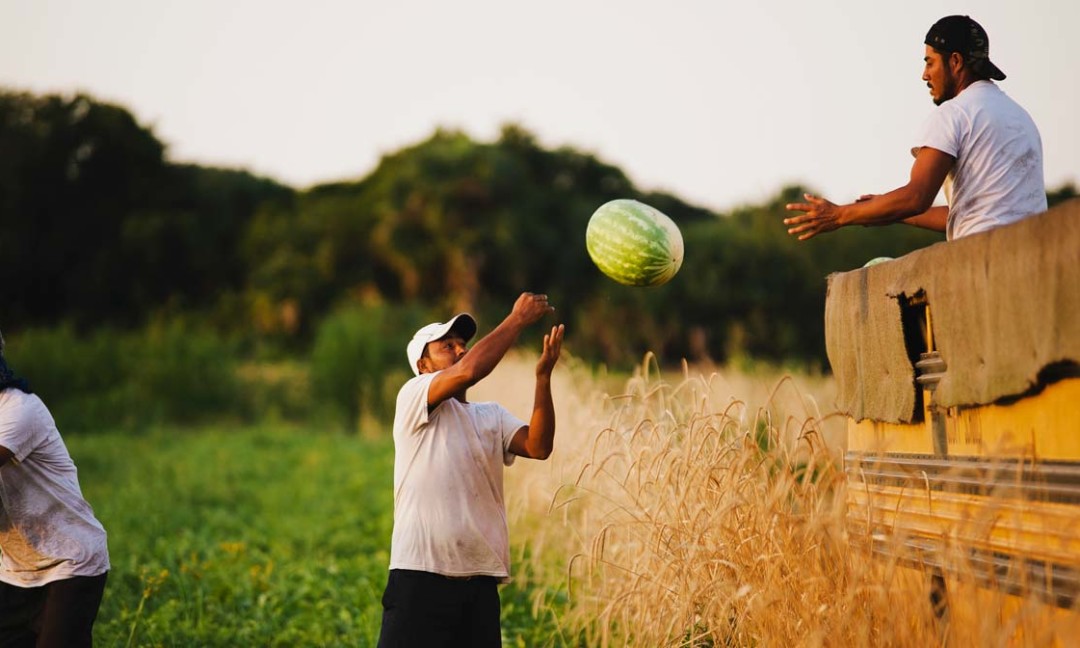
[932,71,958,106]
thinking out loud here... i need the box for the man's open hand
[783,193,845,241]
[536,324,565,377]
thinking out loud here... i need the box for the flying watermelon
[586,199,684,287]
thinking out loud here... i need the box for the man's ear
[949,51,965,74]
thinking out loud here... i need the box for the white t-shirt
[914,80,1047,241]
[0,389,110,586]
[388,372,525,581]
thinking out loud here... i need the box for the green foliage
[133,322,243,424]
[69,425,572,645]
[0,90,292,328]
[73,426,393,646]
[5,323,241,432]
[1047,182,1077,208]
[5,325,132,430]
[1,91,165,325]
[4,88,1074,375]
[247,125,716,365]
[309,303,427,430]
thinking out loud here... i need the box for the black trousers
[0,572,108,648]
[378,569,501,648]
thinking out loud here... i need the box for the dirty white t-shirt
[914,80,1046,241]
[388,373,525,581]
[0,389,110,586]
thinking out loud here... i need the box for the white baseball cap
[406,313,477,376]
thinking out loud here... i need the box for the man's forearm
[523,375,555,459]
[843,185,937,227]
[900,205,948,231]
[455,313,527,383]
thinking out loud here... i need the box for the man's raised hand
[536,324,565,377]
[512,292,555,326]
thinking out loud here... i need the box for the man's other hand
[536,324,565,378]
[783,193,846,241]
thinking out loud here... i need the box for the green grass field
[70,425,571,646]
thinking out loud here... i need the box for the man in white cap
[784,15,1046,242]
[0,328,110,647]
[377,292,564,647]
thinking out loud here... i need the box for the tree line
[3,89,1074,370]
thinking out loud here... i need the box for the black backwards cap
[925,15,1006,81]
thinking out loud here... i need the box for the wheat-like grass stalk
[481,354,1079,646]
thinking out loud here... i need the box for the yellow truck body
[825,199,1080,621]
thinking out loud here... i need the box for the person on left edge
[0,328,110,647]
[377,292,565,647]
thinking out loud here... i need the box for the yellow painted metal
[884,566,1080,647]
[947,583,1080,648]
[944,378,1080,461]
[848,418,933,454]
[848,484,1080,564]
[848,377,1080,460]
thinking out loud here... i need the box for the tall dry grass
[475,353,1080,647]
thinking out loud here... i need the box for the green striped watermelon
[586,199,684,286]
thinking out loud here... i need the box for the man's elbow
[527,438,554,460]
[902,186,939,217]
[532,447,553,461]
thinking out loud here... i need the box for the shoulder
[0,390,55,455]
[397,373,436,400]
[393,373,439,435]
[956,81,1037,133]
[0,389,48,424]
[956,81,1008,112]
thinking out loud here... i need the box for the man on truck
[783,15,1046,242]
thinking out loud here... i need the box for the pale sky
[2,0,1076,212]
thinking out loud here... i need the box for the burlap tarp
[825,198,1080,423]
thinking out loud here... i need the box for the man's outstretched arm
[510,324,564,460]
[783,147,954,240]
[427,293,554,407]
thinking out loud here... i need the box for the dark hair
[930,46,992,82]
[0,358,32,394]
[0,332,32,394]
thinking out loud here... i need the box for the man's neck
[955,71,988,96]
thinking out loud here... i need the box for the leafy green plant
[5,323,240,432]
[309,303,426,432]
[70,424,572,645]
